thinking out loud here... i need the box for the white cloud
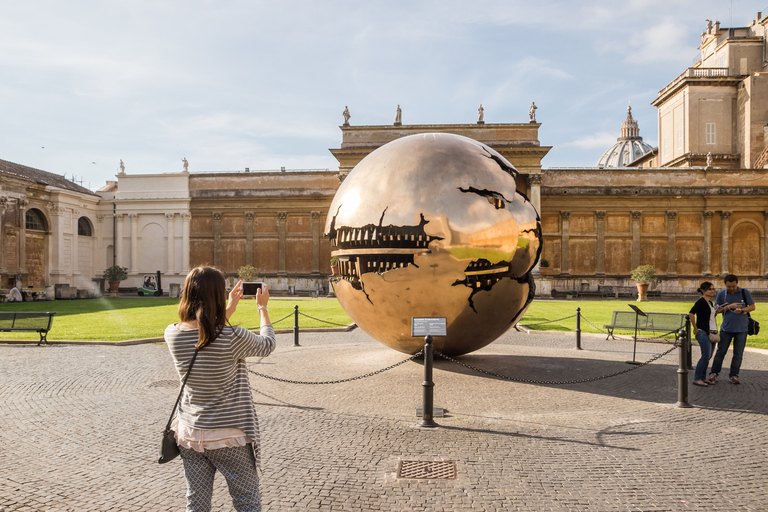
[561,131,617,149]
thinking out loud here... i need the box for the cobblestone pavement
[1,329,767,511]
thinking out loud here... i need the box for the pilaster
[560,211,570,276]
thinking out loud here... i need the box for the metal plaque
[411,317,447,337]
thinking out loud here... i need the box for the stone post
[631,211,642,270]
[277,212,287,276]
[213,212,222,269]
[666,211,677,276]
[560,211,570,276]
[702,211,713,276]
[245,212,254,267]
[595,210,606,275]
[181,213,190,272]
[166,213,175,275]
[311,211,321,275]
[130,213,138,273]
[720,211,731,276]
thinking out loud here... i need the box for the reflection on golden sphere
[325,133,541,356]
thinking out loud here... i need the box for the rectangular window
[705,123,716,145]
[717,53,725,67]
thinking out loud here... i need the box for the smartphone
[242,282,263,296]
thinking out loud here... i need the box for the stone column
[666,211,677,276]
[95,214,104,274]
[213,212,222,269]
[763,211,768,277]
[560,211,570,276]
[166,213,175,275]
[702,211,713,276]
[181,213,190,272]
[17,199,28,275]
[0,197,7,273]
[245,213,254,267]
[50,205,66,277]
[720,211,731,276]
[595,210,606,275]
[72,209,80,276]
[527,174,542,213]
[277,212,287,276]
[130,214,138,273]
[311,211,321,275]
[115,214,124,267]
[631,211,642,270]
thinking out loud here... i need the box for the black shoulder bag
[741,289,760,336]
[158,348,199,464]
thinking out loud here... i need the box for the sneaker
[730,376,741,385]
[693,380,709,387]
[708,373,719,383]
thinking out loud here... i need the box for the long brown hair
[178,266,228,349]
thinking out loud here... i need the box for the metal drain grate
[397,460,456,480]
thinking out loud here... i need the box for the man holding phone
[710,274,756,384]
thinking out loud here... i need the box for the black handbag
[741,289,760,336]
[158,348,199,464]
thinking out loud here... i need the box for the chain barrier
[245,312,293,331]
[527,311,680,343]
[433,343,679,385]
[297,310,350,327]
[247,350,423,385]
[521,314,577,326]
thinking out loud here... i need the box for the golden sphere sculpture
[325,133,541,356]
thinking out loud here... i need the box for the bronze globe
[325,133,541,356]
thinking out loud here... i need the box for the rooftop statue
[477,104,484,124]
[529,102,537,123]
[394,105,402,126]
[182,157,189,173]
[343,106,351,126]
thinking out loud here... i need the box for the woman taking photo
[165,266,275,511]
[688,281,719,387]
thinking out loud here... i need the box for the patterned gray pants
[179,444,261,512]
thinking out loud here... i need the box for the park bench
[0,312,56,345]
[603,310,685,340]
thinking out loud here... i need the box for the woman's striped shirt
[164,323,276,465]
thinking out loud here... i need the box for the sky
[0,0,762,190]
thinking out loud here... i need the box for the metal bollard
[675,328,692,408]
[293,305,300,347]
[684,316,693,370]
[418,335,438,428]
[575,307,582,350]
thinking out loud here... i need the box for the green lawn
[0,298,352,342]
[1,297,766,349]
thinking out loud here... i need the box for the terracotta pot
[636,282,649,302]
[330,265,340,276]
[108,281,121,292]
[539,266,550,276]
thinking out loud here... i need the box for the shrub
[238,265,259,282]
[630,265,656,284]
[103,265,128,282]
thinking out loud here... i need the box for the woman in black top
[688,281,719,386]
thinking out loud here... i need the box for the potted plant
[103,265,128,293]
[539,258,550,276]
[330,256,340,276]
[630,264,656,302]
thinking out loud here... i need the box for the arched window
[78,217,93,237]
[25,209,46,231]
